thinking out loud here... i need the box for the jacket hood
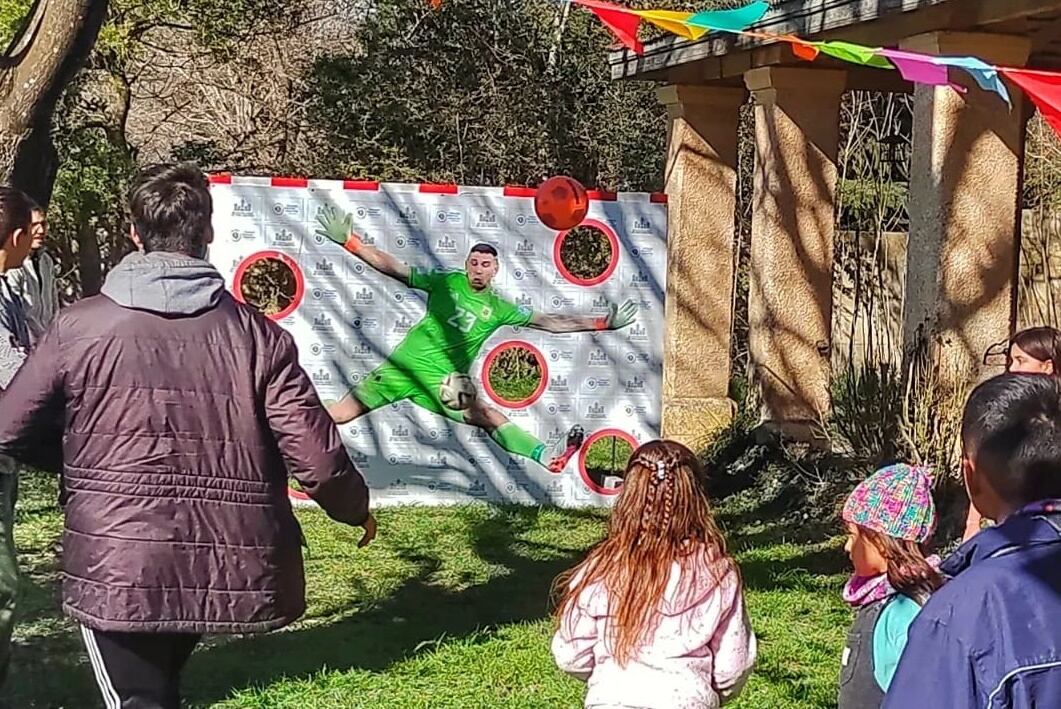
[101,251,225,316]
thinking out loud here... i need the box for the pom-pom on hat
[842,463,937,543]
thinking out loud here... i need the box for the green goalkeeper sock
[490,422,547,463]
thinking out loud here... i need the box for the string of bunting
[558,0,1061,139]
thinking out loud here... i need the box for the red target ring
[578,428,637,496]
[232,250,305,321]
[553,219,621,287]
[481,340,548,409]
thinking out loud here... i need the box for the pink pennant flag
[878,49,964,92]
[575,0,643,54]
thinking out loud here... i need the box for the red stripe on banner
[503,186,537,198]
[650,193,668,204]
[587,190,618,201]
[343,180,380,191]
[208,174,232,184]
[419,184,459,194]
[272,177,308,188]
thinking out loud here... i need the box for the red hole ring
[481,340,548,409]
[578,428,637,496]
[232,250,305,321]
[553,218,620,287]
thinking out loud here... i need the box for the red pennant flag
[1002,68,1061,137]
[575,0,643,54]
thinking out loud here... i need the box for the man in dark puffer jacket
[0,163,374,708]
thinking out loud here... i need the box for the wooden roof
[609,0,1061,89]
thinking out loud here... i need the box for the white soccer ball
[439,372,477,411]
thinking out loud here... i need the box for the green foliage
[303,0,665,189]
[830,360,903,466]
[0,0,30,46]
[584,435,633,475]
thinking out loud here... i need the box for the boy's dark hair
[0,186,33,247]
[128,163,212,257]
[469,242,498,258]
[961,373,1061,505]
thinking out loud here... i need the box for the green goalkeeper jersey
[386,268,534,375]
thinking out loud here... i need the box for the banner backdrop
[208,176,668,507]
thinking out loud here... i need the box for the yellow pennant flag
[634,10,709,40]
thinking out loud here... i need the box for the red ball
[534,176,589,231]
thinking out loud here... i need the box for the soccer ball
[534,176,589,231]
[439,372,477,411]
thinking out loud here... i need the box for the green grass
[583,436,633,476]
[6,474,848,708]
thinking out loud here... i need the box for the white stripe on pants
[80,625,121,709]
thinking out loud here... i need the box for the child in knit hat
[838,463,941,709]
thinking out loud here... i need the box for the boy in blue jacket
[884,373,1061,708]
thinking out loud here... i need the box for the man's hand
[315,206,362,253]
[357,512,377,548]
[605,299,638,330]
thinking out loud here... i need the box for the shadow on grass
[5,481,848,707]
[180,506,595,706]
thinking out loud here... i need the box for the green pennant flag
[817,40,893,69]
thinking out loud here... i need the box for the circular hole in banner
[579,429,636,496]
[482,341,547,408]
[554,219,619,287]
[233,250,304,320]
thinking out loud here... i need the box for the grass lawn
[6,473,849,708]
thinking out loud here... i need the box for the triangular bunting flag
[576,0,643,54]
[687,1,769,30]
[635,10,708,41]
[1002,68,1061,135]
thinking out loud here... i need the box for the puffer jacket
[0,251,369,634]
[552,546,757,708]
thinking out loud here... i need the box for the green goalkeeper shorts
[353,362,466,422]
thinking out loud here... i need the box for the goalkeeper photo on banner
[316,206,639,473]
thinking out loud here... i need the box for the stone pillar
[901,32,1031,387]
[657,85,744,449]
[744,67,847,440]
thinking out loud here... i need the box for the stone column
[901,32,1030,387]
[656,85,744,449]
[744,67,847,440]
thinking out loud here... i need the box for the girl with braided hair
[551,440,756,708]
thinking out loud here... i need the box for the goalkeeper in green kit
[316,206,639,473]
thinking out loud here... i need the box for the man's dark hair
[128,163,212,257]
[0,186,34,246]
[469,242,498,258]
[961,373,1061,505]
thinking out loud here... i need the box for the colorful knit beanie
[842,463,936,543]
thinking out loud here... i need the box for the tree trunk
[0,0,109,206]
[76,212,102,296]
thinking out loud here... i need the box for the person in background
[0,186,36,690]
[0,163,375,709]
[1007,326,1061,375]
[551,440,756,709]
[964,325,1061,540]
[6,203,59,343]
[838,463,942,708]
[883,373,1061,708]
